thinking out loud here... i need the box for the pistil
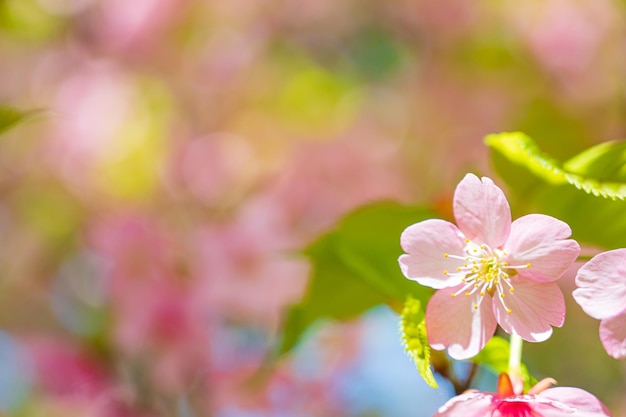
[445,239,531,314]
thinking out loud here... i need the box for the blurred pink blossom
[27,338,111,400]
[88,214,210,393]
[165,133,258,207]
[25,338,153,417]
[47,63,133,193]
[92,0,188,55]
[510,0,612,76]
[257,137,410,239]
[191,212,308,329]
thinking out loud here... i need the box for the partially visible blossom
[434,373,612,417]
[573,248,626,359]
[399,173,580,359]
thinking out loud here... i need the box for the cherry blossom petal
[399,219,467,289]
[453,173,511,248]
[599,312,626,360]
[573,248,626,320]
[493,278,564,342]
[504,214,580,283]
[432,392,494,417]
[426,285,497,360]
[538,387,613,417]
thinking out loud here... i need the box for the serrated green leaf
[487,132,626,249]
[399,296,437,388]
[485,132,567,185]
[277,201,436,354]
[485,132,626,200]
[563,140,626,181]
[0,105,39,136]
[470,336,537,391]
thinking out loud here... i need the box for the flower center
[444,239,530,314]
[494,399,534,417]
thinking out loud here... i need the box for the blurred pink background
[0,0,625,416]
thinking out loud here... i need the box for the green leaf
[399,295,437,388]
[484,132,566,185]
[331,203,434,300]
[470,336,537,391]
[487,132,626,249]
[563,140,626,181]
[278,234,387,354]
[485,132,626,200]
[277,201,436,354]
[0,105,39,136]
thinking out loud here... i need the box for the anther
[506,308,512,314]
[443,270,448,275]
[444,253,449,258]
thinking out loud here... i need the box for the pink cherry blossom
[573,248,626,359]
[399,173,580,359]
[434,373,612,417]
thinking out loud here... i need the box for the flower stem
[508,333,524,393]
